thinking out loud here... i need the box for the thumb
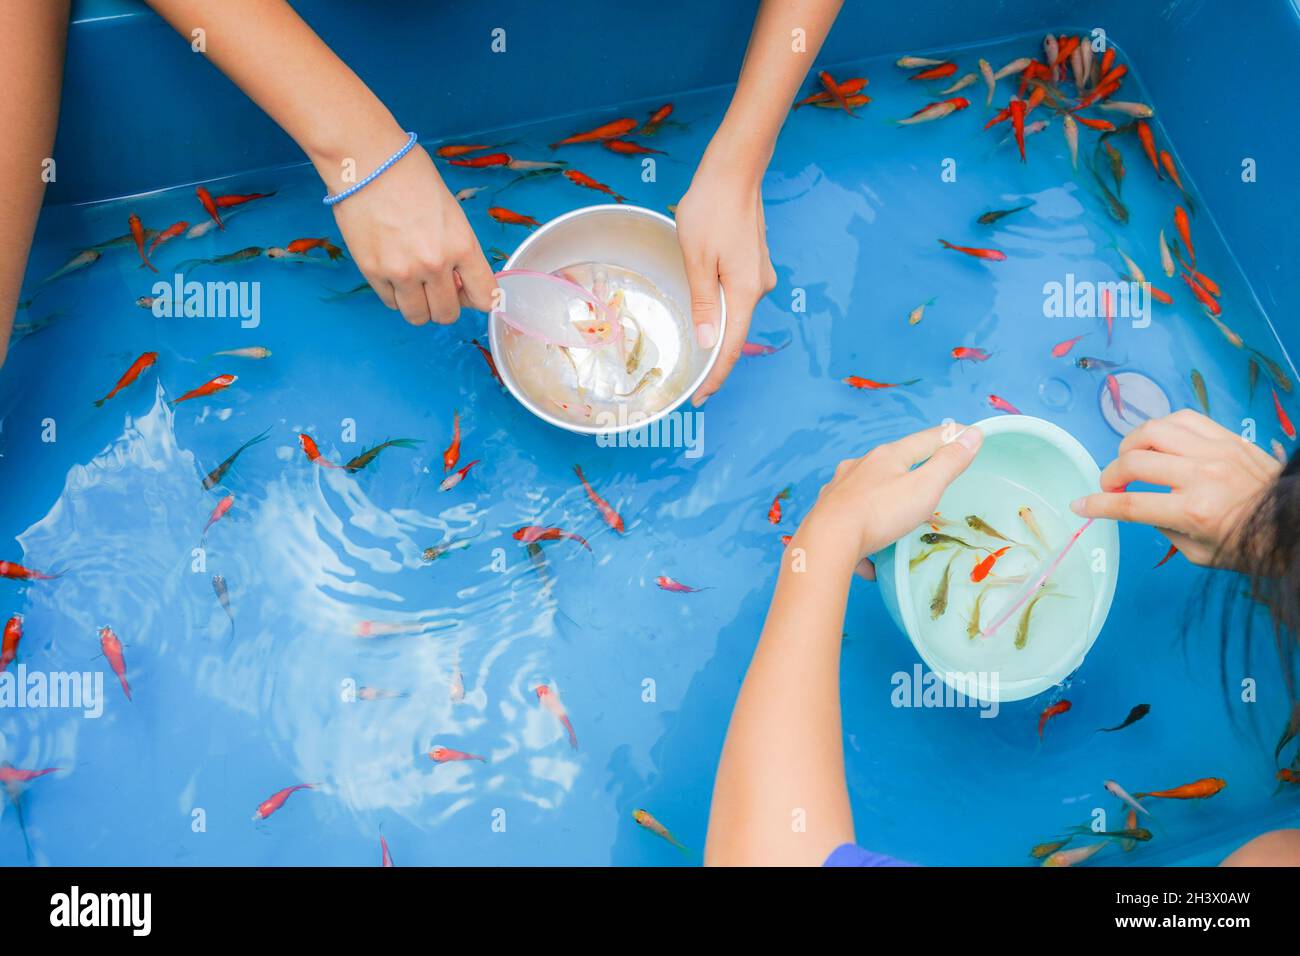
[913,426,983,501]
[683,252,723,351]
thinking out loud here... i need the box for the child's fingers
[882,423,974,469]
[910,426,983,500]
[1069,490,1188,531]
[1099,449,1198,493]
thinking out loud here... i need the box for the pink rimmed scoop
[491,269,624,351]
[981,517,1094,638]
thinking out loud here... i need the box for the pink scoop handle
[981,517,1094,638]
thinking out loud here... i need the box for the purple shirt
[822,843,913,867]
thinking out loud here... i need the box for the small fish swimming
[988,394,1021,414]
[448,151,511,168]
[513,526,592,551]
[344,438,421,473]
[203,494,234,538]
[1014,587,1061,650]
[1050,334,1086,358]
[94,351,158,408]
[896,97,969,125]
[1039,699,1072,739]
[909,62,957,81]
[428,746,487,764]
[896,56,947,68]
[1041,841,1108,868]
[488,206,541,228]
[1154,543,1179,568]
[1,615,23,671]
[844,375,921,390]
[817,70,859,115]
[1030,837,1073,859]
[170,373,237,407]
[938,239,1006,261]
[439,459,480,492]
[212,574,234,634]
[203,427,271,490]
[1104,779,1151,817]
[99,626,132,702]
[211,346,271,360]
[929,553,958,620]
[1272,389,1295,440]
[1017,507,1049,549]
[656,575,708,593]
[1099,703,1150,733]
[253,783,313,820]
[214,191,275,209]
[1136,777,1226,800]
[41,248,101,284]
[908,297,936,326]
[1098,100,1154,118]
[1075,356,1120,370]
[1191,369,1210,415]
[970,546,1009,583]
[195,185,223,229]
[0,561,60,581]
[563,168,626,203]
[549,117,638,148]
[535,685,579,749]
[768,486,792,525]
[965,515,1019,544]
[298,433,341,468]
[633,808,690,853]
[976,204,1031,225]
[575,464,625,533]
[1062,112,1078,169]
[422,538,474,562]
[1174,205,1195,263]
[129,213,158,273]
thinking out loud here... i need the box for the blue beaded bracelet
[322,131,419,206]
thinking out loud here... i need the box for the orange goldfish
[1,615,22,671]
[170,373,236,406]
[195,185,223,230]
[971,546,1010,583]
[910,62,958,80]
[535,685,578,749]
[1137,777,1226,800]
[574,464,625,533]
[449,152,512,168]
[94,351,158,407]
[443,411,461,472]
[1136,121,1160,176]
[1051,334,1086,357]
[818,70,858,115]
[253,783,313,820]
[988,394,1021,414]
[298,433,340,468]
[147,220,189,257]
[129,214,158,273]
[488,206,541,228]
[768,486,791,524]
[844,375,920,390]
[0,561,60,581]
[952,347,991,362]
[1274,389,1296,440]
[1174,206,1194,263]
[656,576,707,593]
[550,117,638,148]
[563,169,626,203]
[513,526,591,551]
[214,191,275,208]
[99,626,131,701]
[1038,699,1071,739]
[603,139,666,155]
[938,239,1006,261]
[428,746,487,764]
[203,494,234,538]
[283,237,344,260]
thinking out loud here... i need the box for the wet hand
[675,146,777,406]
[1070,409,1283,567]
[329,144,496,325]
[801,424,984,578]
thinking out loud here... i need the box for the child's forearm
[704,513,857,866]
[142,0,406,192]
[707,0,845,175]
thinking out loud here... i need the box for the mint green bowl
[872,415,1120,703]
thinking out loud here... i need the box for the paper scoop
[980,517,1094,638]
[491,269,624,351]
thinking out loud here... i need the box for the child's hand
[800,424,983,577]
[676,135,777,407]
[1070,409,1282,567]
[329,145,497,325]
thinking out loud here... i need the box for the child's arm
[143,0,495,326]
[704,425,982,866]
[677,0,845,406]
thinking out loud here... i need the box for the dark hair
[1215,453,1300,712]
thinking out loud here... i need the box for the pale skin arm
[705,424,983,866]
[143,0,495,325]
[677,0,845,406]
[0,0,69,371]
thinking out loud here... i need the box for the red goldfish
[129,214,158,273]
[768,486,791,524]
[1038,699,1071,739]
[642,103,673,131]
[656,576,707,593]
[99,626,131,701]
[1136,121,1160,176]
[443,411,460,472]
[938,239,1006,261]
[794,77,867,108]
[818,70,858,114]
[428,746,487,764]
[170,373,237,406]
[1071,114,1115,132]
[1051,335,1086,357]
[952,347,991,362]
[1274,389,1296,440]
[987,394,1021,414]
[449,152,512,168]
[1181,273,1221,316]
[971,546,1010,583]
[439,460,480,491]
[195,185,223,230]
[1174,206,1194,263]
[283,237,344,260]
[563,169,626,203]
[298,433,340,468]
[147,220,189,257]
[844,375,920,390]
[1136,777,1226,800]
[435,143,501,158]
[0,766,59,786]
[0,561,60,581]
[550,117,638,148]
[513,526,592,551]
[253,783,314,820]
[603,140,665,155]
[1105,374,1125,417]
[1102,287,1114,344]
[910,62,958,80]
[94,351,158,408]
[574,464,625,533]
[468,338,505,386]
[215,191,275,208]
[535,685,578,749]
[488,206,541,228]
[1,615,21,671]
[1009,98,1027,162]
[203,494,234,537]
[381,835,395,866]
